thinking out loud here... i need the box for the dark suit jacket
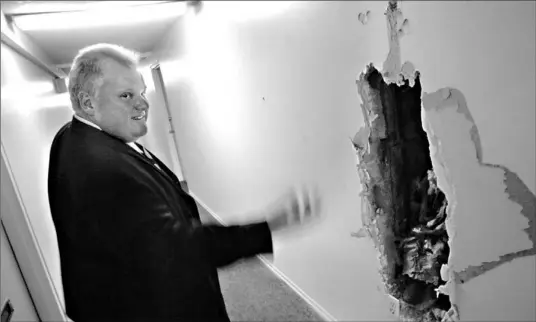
[48,117,273,322]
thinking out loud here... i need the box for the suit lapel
[134,143,184,192]
[70,117,184,193]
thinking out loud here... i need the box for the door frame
[150,62,188,186]
[1,143,68,322]
[1,25,68,320]
[1,220,39,321]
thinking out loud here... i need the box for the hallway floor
[196,202,325,321]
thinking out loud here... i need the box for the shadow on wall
[1,43,73,312]
[423,87,536,321]
[352,0,536,320]
[35,98,74,138]
[353,64,536,321]
[353,64,452,320]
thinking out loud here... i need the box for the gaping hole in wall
[353,64,452,321]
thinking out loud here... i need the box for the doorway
[150,64,188,192]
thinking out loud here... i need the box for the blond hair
[68,43,140,113]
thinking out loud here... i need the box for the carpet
[195,202,325,321]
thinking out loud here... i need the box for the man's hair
[68,43,140,113]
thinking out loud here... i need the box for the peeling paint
[437,265,457,300]
[382,1,402,84]
[400,61,417,87]
[398,18,410,38]
[453,165,536,285]
[456,256,536,321]
[503,168,536,243]
[354,63,453,321]
[358,10,371,25]
[355,1,535,321]
[381,1,416,89]
[422,89,535,281]
[353,2,454,321]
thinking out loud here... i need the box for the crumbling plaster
[355,1,536,321]
[451,255,536,321]
[423,89,535,278]
[423,88,536,320]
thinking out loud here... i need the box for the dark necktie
[138,145,184,191]
[140,145,162,171]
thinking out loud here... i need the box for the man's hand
[265,186,322,234]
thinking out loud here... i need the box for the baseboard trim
[189,191,337,322]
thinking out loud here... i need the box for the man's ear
[78,91,95,115]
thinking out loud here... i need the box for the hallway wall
[401,1,536,320]
[1,43,71,309]
[136,65,179,174]
[1,223,39,322]
[401,0,535,194]
[149,1,536,320]
[150,2,397,320]
[1,1,533,320]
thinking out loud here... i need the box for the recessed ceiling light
[12,2,187,31]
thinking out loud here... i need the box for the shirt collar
[73,114,143,154]
[74,114,102,131]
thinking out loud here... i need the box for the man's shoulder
[51,119,73,146]
[51,120,129,171]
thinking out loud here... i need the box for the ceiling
[1,1,185,66]
[1,1,170,15]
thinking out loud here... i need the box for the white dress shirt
[73,115,160,170]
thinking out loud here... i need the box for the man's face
[90,59,149,143]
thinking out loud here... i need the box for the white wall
[400,0,535,194]
[423,87,536,321]
[1,43,72,309]
[149,1,536,320]
[1,10,57,68]
[402,2,535,320]
[3,1,532,320]
[136,65,180,174]
[1,223,39,322]
[150,1,400,320]
[0,38,191,322]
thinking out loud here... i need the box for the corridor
[1,1,535,321]
[196,204,324,321]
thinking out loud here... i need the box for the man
[48,43,320,322]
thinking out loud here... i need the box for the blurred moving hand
[265,186,323,235]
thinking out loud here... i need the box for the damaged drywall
[381,1,403,85]
[357,10,371,25]
[453,255,536,321]
[352,2,453,321]
[423,88,535,277]
[353,63,453,321]
[352,1,536,321]
[423,88,536,318]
